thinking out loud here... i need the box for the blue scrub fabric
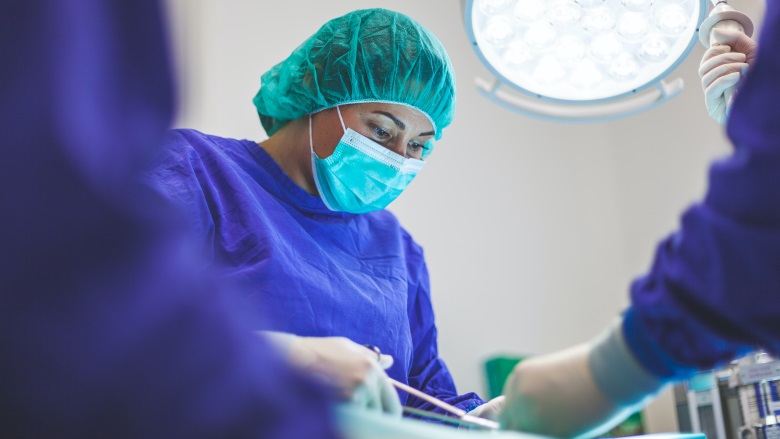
[0,1,337,437]
[623,0,780,381]
[145,129,484,414]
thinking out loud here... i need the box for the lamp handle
[710,19,746,108]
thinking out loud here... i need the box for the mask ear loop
[308,113,314,154]
[335,105,347,133]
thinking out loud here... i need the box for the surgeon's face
[312,103,435,160]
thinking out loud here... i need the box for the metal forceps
[364,345,499,430]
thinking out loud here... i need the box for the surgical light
[463,0,710,122]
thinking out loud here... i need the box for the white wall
[163,0,764,432]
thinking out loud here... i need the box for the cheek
[312,112,345,159]
[313,137,339,159]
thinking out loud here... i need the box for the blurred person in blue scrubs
[144,8,484,418]
[0,1,338,437]
[474,4,780,437]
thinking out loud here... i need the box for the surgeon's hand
[699,28,758,125]
[261,332,402,416]
[500,318,665,438]
[458,396,506,430]
[470,396,505,421]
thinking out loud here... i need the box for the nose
[386,139,407,157]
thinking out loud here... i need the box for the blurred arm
[500,318,665,438]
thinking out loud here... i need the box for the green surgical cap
[253,8,456,142]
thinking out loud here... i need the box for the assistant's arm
[498,3,780,437]
[627,0,780,381]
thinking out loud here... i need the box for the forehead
[345,103,433,132]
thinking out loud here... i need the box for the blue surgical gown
[0,0,337,437]
[623,0,780,380]
[145,129,484,413]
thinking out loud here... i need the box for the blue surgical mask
[310,106,424,214]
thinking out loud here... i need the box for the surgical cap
[253,8,456,143]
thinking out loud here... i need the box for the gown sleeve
[403,232,486,414]
[142,130,220,258]
[622,0,780,380]
[0,1,337,437]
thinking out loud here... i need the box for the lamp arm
[475,77,684,124]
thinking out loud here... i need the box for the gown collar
[240,140,355,220]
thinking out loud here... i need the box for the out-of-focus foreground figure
[0,1,337,437]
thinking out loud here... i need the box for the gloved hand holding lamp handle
[698,1,755,124]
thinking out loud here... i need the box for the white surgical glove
[699,28,758,125]
[500,318,666,438]
[469,396,505,422]
[261,332,402,417]
[457,396,506,430]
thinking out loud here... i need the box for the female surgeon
[145,8,484,417]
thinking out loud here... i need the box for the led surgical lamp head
[464,0,709,123]
[463,0,755,123]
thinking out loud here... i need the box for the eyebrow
[372,111,435,137]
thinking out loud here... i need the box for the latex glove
[262,332,402,416]
[458,396,506,430]
[699,28,758,125]
[470,396,505,421]
[500,318,666,438]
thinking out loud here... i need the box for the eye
[406,141,428,159]
[408,141,423,151]
[372,126,391,141]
